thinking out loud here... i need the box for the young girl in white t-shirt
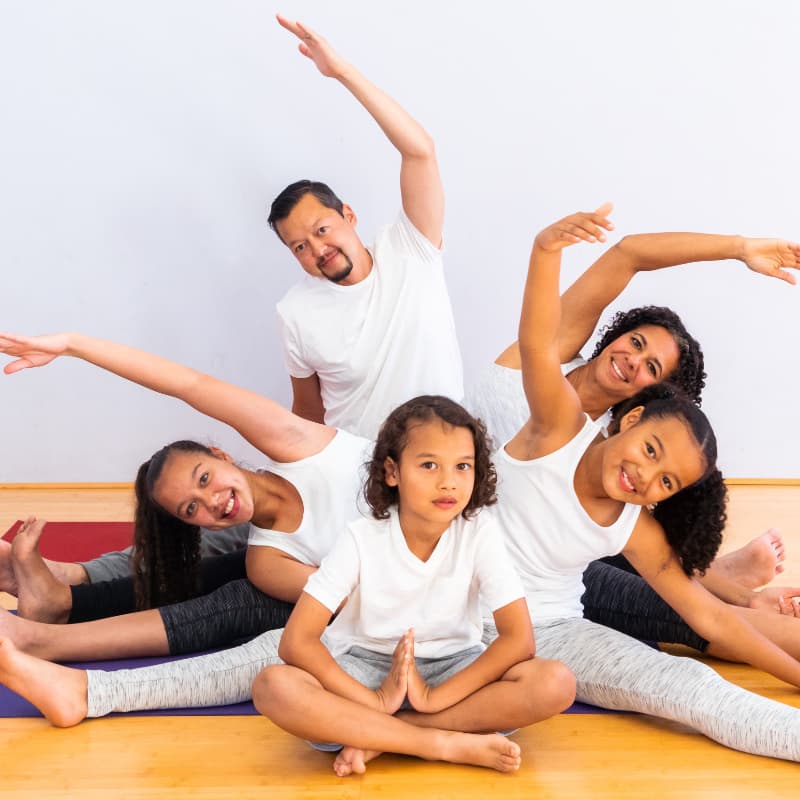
[252,395,575,776]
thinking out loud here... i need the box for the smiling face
[593,325,681,402]
[150,449,255,530]
[601,410,707,506]
[384,419,476,535]
[274,193,367,285]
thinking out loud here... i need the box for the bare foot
[0,538,18,596]
[713,529,785,589]
[11,517,72,623]
[438,731,522,773]
[333,746,383,777]
[0,637,88,727]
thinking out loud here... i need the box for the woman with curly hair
[464,221,800,650]
[481,205,800,761]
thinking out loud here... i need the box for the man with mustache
[270,15,462,439]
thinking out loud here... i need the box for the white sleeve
[276,305,315,379]
[383,211,444,265]
[474,519,525,612]
[303,526,361,613]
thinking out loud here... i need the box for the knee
[252,664,294,716]
[528,658,576,716]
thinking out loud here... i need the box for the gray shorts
[310,644,484,752]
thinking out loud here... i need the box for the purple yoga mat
[0,648,615,719]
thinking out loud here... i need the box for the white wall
[1,0,797,481]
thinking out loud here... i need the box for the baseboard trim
[0,483,134,490]
[724,478,800,486]
[1,479,799,490]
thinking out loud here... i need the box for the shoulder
[374,211,443,265]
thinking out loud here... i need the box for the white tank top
[490,415,640,624]
[463,358,588,450]
[247,429,373,566]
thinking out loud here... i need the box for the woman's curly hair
[592,305,706,407]
[363,396,497,521]
[132,440,209,610]
[608,382,728,576]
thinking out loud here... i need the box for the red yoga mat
[2,521,134,561]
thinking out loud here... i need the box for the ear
[618,405,644,432]
[208,447,232,462]
[342,203,357,227]
[384,456,399,487]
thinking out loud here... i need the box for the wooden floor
[1,484,799,799]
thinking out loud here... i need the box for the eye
[199,472,209,487]
[456,462,472,471]
[420,461,437,470]
[631,335,642,350]
[318,226,329,235]
[647,361,657,378]
[661,475,673,491]
[645,442,656,458]
[185,501,197,518]
[294,242,306,254]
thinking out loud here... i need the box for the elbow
[277,631,297,665]
[408,132,436,162]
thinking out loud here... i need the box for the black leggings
[68,550,249,623]
[581,557,709,652]
[160,578,295,655]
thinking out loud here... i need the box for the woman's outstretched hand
[0,332,70,374]
[740,238,800,285]
[534,203,615,253]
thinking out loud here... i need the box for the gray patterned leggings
[87,616,800,761]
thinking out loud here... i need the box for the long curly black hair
[363,396,497,521]
[608,383,728,576]
[592,306,706,407]
[131,440,211,610]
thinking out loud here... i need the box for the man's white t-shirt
[276,211,463,439]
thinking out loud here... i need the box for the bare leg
[0,538,17,595]
[0,637,88,727]
[404,656,575,732]
[11,518,73,623]
[711,530,785,589]
[0,604,168,661]
[253,665,522,775]
[45,559,90,586]
[707,605,800,663]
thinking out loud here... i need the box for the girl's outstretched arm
[624,513,800,688]
[556,232,800,362]
[0,332,334,463]
[510,206,614,457]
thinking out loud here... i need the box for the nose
[439,467,457,490]
[204,487,225,515]
[310,238,327,259]
[635,462,657,494]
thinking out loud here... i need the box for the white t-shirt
[276,212,463,439]
[490,415,640,625]
[247,429,373,566]
[304,509,525,659]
